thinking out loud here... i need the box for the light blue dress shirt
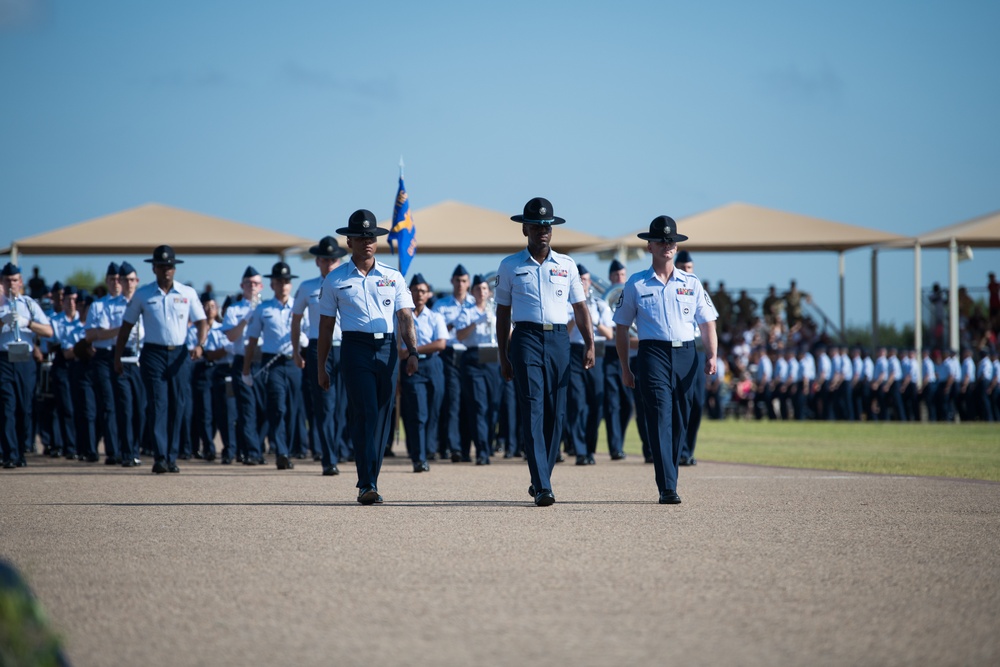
[612,267,717,342]
[412,306,449,347]
[123,281,205,347]
[433,293,476,349]
[494,248,585,325]
[1,295,51,352]
[453,304,495,347]
[318,260,414,333]
[246,298,295,355]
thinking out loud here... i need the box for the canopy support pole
[871,248,879,349]
[913,241,922,384]
[838,250,845,338]
[949,237,959,352]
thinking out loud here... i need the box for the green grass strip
[620,420,1000,481]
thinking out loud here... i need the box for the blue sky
[1,0,997,330]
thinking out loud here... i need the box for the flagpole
[393,155,405,457]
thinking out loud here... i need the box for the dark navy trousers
[438,348,463,456]
[305,344,339,469]
[263,356,301,460]
[191,360,216,459]
[636,340,696,495]
[680,348,706,460]
[342,333,398,491]
[90,350,120,461]
[113,360,145,462]
[51,358,76,456]
[210,364,236,460]
[140,344,189,467]
[567,343,603,457]
[0,353,36,465]
[70,360,97,461]
[603,349,632,458]
[459,350,501,463]
[510,327,570,494]
[231,355,265,462]
[401,353,444,465]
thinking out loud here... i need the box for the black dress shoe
[16,460,27,467]
[167,464,181,473]
[575,455,588,466]
[556,453,565,463]
[421,461,430,472]
[323,465,340,476]
[3,461,16,469]
[528,484,535,497]
[104,457,118,465]
[688,457,697,466]
[85,454,100,463]
[586,454,596,465]
[276,455,293,470]
[610,451,626,461]
[659,490,682,504]
[644,457,654,464]
[204,454,216,463]
[312,454,322,462]
[242,458,258,466]
[451,452,462,463]
[534,490,556,507]
[221,458,232,465]
[121,460,138,468]
[384,450,396,457]
[152,461,169,474]
[427,452,437,461]
[357,488,381,505]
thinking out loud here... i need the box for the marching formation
[0,199,720,507]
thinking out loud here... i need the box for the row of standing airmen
[739,344,1000,422]
[2,199,720,507]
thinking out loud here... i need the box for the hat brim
[264,273,299,280]
[308,244,349,258]
[637,232,689,243]
[510,215,567,226]
[144,258,184,265]
[336,226,389,237]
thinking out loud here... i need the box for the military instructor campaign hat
[309,235,349,259]
[144,245,184,266]
[264,261,298,280]
[510,197,566,226]
[637,215,689,243]
[337,209,389,238]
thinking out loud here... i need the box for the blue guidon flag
[387,174,416,276]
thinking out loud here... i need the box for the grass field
[619,419,1000,482]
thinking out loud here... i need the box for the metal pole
[871,248,879,349]
[948,237,959,352]
[913,242,922,384]
[838,250,845,340]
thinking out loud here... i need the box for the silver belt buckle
[7,341,31,362]
[672,340,682,348]
[373,333,384,340]
[542,323,554,331]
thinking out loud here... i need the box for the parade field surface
[689,421,1000,482]
[2,435,999,667]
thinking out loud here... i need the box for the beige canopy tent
[2,203,313,260]
[295,200,609,257]
[894,209,1000,354]
[578,202,911,337]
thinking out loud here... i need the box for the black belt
[514,322,567,332]
[639,339,695,350]
[261,353,292,364]
[342,331,395,342]
[143,343,184,352]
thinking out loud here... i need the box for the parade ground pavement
[2,452,998,667]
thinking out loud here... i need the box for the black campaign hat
[337,209,389,238]
[309,235,348,259]
[264,262,298,280]
[637,216,689,243]
[144,245,184,266]
[510,197,566,226]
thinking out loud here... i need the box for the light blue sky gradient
[2,0,997,330]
